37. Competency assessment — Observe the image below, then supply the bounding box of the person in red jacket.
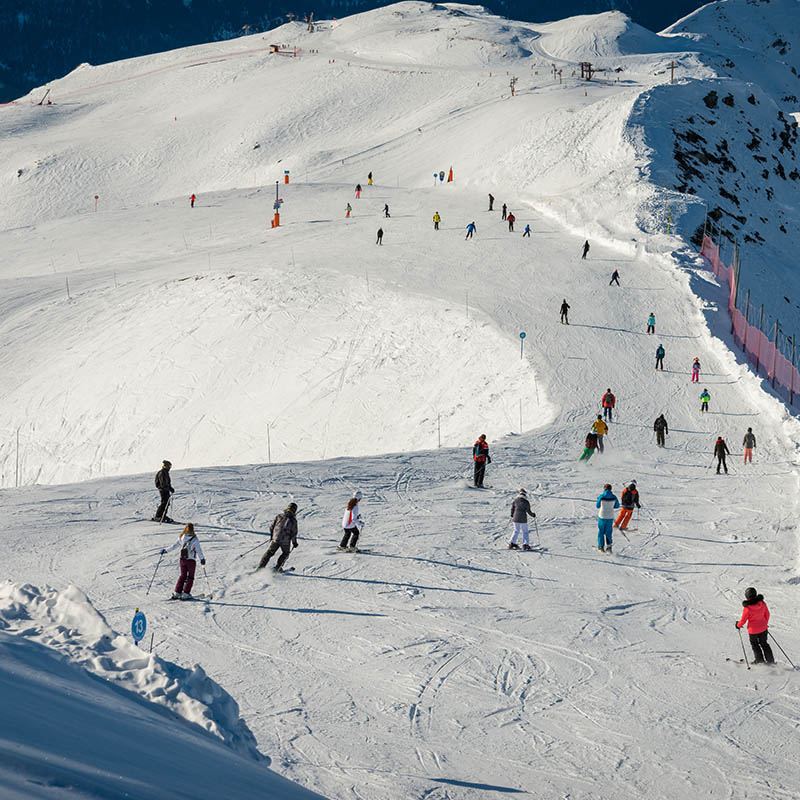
[473,434,490,487]
[736,587,775,664]
[190,193,196,208]
[601,389,616,422]
[507,212,516,232]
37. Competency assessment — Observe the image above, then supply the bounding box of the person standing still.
[473,434,490,487]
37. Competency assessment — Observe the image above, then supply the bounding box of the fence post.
[771,319,779,388]
[791,334,796,405]
[742,290,750,353]
[755,304,765,374]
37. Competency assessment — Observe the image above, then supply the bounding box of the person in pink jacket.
[735,587,774,664]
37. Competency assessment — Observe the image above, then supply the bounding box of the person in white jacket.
[338,491,364,552]
[161,522,205,599]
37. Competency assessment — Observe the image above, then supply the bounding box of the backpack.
[180,536,193,560]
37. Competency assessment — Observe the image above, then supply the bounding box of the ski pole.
[533,517,540,546]
[618,527,631,542]
[146,552,164,596]
[237,540,266,560]
[202,564,213,600]
[737,626,751,670]
[768,631,797,669]
[160,494,172,524]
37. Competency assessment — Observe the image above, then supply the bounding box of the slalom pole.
[237,540,266,560]
[202,564,213,600]
[146,552,164,596]
[768,631,797,669]
[737,627,751,670]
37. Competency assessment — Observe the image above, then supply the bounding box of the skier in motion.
[655,343,665,371]
[502,203,507,220]
[258,502,299,572]
[579,430,599,462]
[507,212,515,232]
[609,269,620,286]
[508,488,536,550]
[473,434,490,487]
[691,357,701,383]
[647,313,655,334]
[596,484,619,553]
[153,460,174,522]
[653,414,668,447]
[735,587,775,664]
[161,523,206,600]
[355,183,362,199]
[700,388,711,413]
[522,223,531,238]
[714,436,730,474]
[601,389,616,422]
[383,204,390,218]
[614,482,640,531]
[345,203,352,218]
[743,427,756,463]
[592,415,608,453]
[560,299,570,324]
[465,221,477,240]
[190,194,196,208]
[339,491,364,552]
[582,240,590,259]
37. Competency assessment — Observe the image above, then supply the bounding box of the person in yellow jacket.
[433,211,441,231]
[591,415,608,453]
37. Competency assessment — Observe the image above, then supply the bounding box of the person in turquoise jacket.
[596,484,619,553]
[647,313,656,334]
[700,388,711,413]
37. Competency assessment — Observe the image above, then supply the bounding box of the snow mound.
[0,581,261,758]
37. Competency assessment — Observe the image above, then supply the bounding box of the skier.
[691,357,701,383]
[257,502,299,572]
[601,389,616,422]
[507,212,515,232]
[367,172,373,185]
[161,523,206,600]
[153,460,174,522]
[383,204,390,218]
[647,313,655,334]
[614,482,640,531]
[596,484,619,553]
[560,299,570,325]
[655,343,665,371]
[654,414,668,447]
[190,194,196,208]
[579,431,599,462]
[735,587,775,664]
[714,436,730,474]
[473,434,490,487]
[522,224,531,238]
[582,240,590,259]
[700,388,711,413]
[508,488,536,550]
[502,203,507,221]
[339,491,364,552]
[355,183,362,199]
[376,227,383,245]
[433,211,441,230]
[488,193,494,211]
[609,269,620,286]
[592,415,608,453]
[743,427,756,463]
[345,203,352,218]
[465,221,477,240]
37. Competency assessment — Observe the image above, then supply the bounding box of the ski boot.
[522,544,532,551]
[508,542,520,550]
[606,546,612,554]
[347,546,360,553]
[598,546,605,552]
[169,592,181,600]
[180,592,193,600]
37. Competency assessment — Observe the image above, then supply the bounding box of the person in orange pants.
[614,481,640,530]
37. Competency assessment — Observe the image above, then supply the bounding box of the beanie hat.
[744,587,757,600]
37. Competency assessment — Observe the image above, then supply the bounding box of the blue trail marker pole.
[520,331,526,359]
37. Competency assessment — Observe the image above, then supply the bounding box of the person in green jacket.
[700,388,711,413]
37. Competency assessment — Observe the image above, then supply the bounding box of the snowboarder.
[655,343,665,371]
[592,415,608,453]
[258,502,299,572]
[609,269,620,286]
[502,203,507,220]
[700,388,711,413]
[367,172,373,185]
[473,434,490,487]
[614,482,640,531]
[433,211,441,230]
[596,484,619,553]
[339,491,364,552]
[507,213,515,232]
[647,313,655,335]
[743,427,756,463]
[691,357,701,383]
[654,414,668,447]
[153,460,174,522]
[190,194,196,208]
[714,436,730,474]
[508,488,536,550]
[488,193,494,211]
[560,299,570,325]
[735,587,775,664]
[383,204,390,218]
[345,203,352,217]
[582,240,590,259]
[376,227,383,245]
[465,221,477,240]
[161,523,205,600]
[522,224,531,237]
[579,431,599,462]
[601,389,616,422]
[355,183,362,198]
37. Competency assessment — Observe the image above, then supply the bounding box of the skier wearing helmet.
[258,502,299,571]
[153,460,175,522]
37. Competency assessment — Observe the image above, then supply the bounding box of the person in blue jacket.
[596,483,619,553]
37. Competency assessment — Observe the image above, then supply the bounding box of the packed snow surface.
[1,1,799,798]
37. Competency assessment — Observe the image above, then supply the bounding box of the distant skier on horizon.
[433,211,441,230]
[376,227,383,245]
[507,212,515,232]
[488,193,495,211]
[560,299,570,324]
[609,269,620,286]
[522,223,531,237]
[383,204,390,218]
[190,194,196,208]
[502,203,507,220]
[367,172,373,185]
[582,240,590,259]
[345,203,352,217]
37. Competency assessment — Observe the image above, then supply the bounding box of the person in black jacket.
[655,344,665,371]
[714,437,730,474]
[153,460,174,522]
[258,503,299,571]
[654,414,668,447]
[473,434,490,487]
[560,299,570,325]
